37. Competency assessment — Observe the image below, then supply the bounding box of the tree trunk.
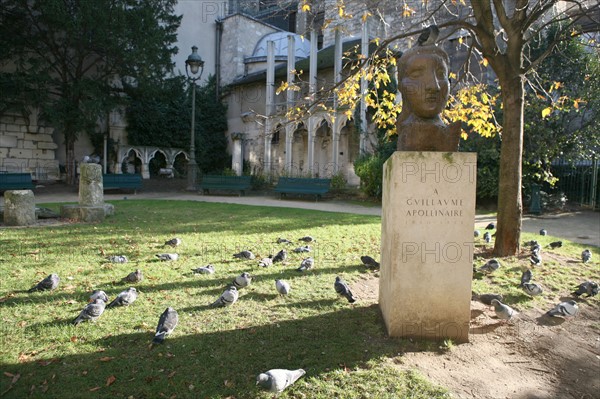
[493,74,525,256]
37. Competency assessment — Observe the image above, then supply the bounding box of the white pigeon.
[233,272,252,289]
[297,257,314,272]
[521,282,543,296]
[191,264,215,274]
[106,255,128,263]
[233,250,255,260]
[156,253,178,261]
[491,299,517,321]
[547,300,579,318]
[28,273,60,292]
[123,269,143,283]
[275,279,290,295]
[106,287,138,308]
[89,290,109,303]
[478,259,500,273]
[258,256,273,267]
[581,249,592,263]
[164,237,182,247]
[153,307,178,344]
[293,245,311,253]
[210,286,239,307]
[256,368,306,393]
[73,298,106,325]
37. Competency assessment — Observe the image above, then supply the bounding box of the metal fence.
[549,159,599,209]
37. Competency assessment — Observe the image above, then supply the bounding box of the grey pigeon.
[258,256,273,267]
[548,241,562,249]
[89,290,109,303]
[233,250,255,260]
[334,276,356,303]
[297,257,314,272]
[272,249,287,263]
[164,237,182,247]
[210,286,239,307]
[525,240,539,247]
[531,243,541,256]
[521,282,543,296]
[572,281,599,297]
[107,287,138,308]
[298,236,315,243]
[547,300,579,318]
[485,222,495,230]
[474,293,503,306]
[474,230,480,238]
[483,231,492,243]
[518,269,533,287]
[232,272,252,289]
[73,298,106,325]
[361,255,380,269]
[28,273,60,292]
[275,279,290,295]
[581,249,592,263]
[106,255,128,264]
[417,24,439,46]
[153,307,178,344]
[293,245,311,253]
[539,229,547,236]
[277,237,292,244]
[256,368,306,393]
[491,299,517,321]
[529,253,542,266]
[478,259,500,274]
[191,264,215,274]
[123,269,143,283]
[156,253,178,261]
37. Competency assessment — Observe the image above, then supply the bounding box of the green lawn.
[0,200,448,398]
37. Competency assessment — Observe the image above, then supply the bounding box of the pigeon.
[581,249,592,263]
[297,257,314,272]
[156,253,178,261]
[275,279,290,295]
[153,307,178,344]
[546,300,579,318]
[89,290,109,303]
[73,298,106,325]
[293,245,311,253]
[531,243,542,255]
[521,282,543,296]
[518,269,533,287]
[416,24,439,46]
[474,293,503,306]
[277,237,292,244]
[524,240,539,247]
[478,259,500,274]
[28,273,60,292]
[483,232,492,243]
[258,256,273,267]
[529,253,542,266]
[256,368,306,393]
[210,286,239,307]
[232,272,252,289]
[548,241,562,249]
[106,255,128,264]
[164,237,182,247]
[491,299,517,321]
[298,236,315,243]
[107,287,138,308]
[334,276,356,303]
[539,229,547,236]
[485,222,495,230]
[122,269,143,283]
[233,250,255,260]
[272,249,287,263]
[191,264,215,274]
[361,255,380,269]
[474,230,480,238]
[572,281,599,297]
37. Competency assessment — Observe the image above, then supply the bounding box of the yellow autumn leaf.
[481,58,489,67]
[302,4,310,12]
[541,107,552,118]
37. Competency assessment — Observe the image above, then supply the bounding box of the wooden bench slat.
[0,173,35,190]
[199,175,252,196]
[274,177,331,200]
[103,174,142,193]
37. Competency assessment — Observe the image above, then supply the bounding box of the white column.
[331,29,342,174]
[285,34,295,173]
[265,40,275,174]
[232,137,243,176]
[360,15,369,155]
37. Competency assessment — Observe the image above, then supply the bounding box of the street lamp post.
[185,45,205,191]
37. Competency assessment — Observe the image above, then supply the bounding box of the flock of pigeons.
[26,234,362,393]
[474,223,597,322]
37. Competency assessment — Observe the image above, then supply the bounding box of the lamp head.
[186,45,204,77]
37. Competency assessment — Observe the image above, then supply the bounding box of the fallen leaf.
[37,358,60,366]
[11,374,20,384]
[167,371,176,378]
[66,299,77,305]
[99,356,114,362]
[70,336,78,342]
[89,386,101,392]
[3,372,14,378]
[106,375,116,386]
[17,321,27,328]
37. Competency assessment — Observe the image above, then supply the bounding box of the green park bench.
[274,177,331,201]
[199,175,252,196]
[103,174,142,193]
[0,173,35,191]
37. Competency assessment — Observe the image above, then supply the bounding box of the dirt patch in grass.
[350,274,600,399]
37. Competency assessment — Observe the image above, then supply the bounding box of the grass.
[0,200,448,399]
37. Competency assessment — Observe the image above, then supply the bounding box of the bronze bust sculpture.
[396,45,461,151]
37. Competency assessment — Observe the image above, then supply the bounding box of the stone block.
[380,151,477,343]
[0,134,18,147]
[5,124,21,132]
[21,140,37,149]
[8,148,32,159]
[3,190,36,226]
[37,141,58,150]
[60,204,108,223]
[32,149,55,160]
[79,164,104,206]
[24,133,53,142]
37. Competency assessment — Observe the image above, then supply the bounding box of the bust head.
[397,45,450,122]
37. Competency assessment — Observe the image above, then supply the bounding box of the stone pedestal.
[380,152,476,343]
[79,164,103,206]
[3,190,36,226]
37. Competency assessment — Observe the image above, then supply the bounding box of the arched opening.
[148,151,167,177]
